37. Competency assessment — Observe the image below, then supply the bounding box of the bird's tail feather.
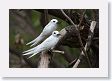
[26,38,37,45]
[26,35,43,46]
[23,45,41,56]
[27,53,38,59]
[23,48,38,55]
[30,41,39,47]
[22,47,36,53]
[23,51,34,55]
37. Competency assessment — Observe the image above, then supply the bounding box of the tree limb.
[73,21,96,68]
[60,9,92,67]
[38,52,51,68]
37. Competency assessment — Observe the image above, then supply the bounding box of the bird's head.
[52,31,61,37]
[50,19,58,24]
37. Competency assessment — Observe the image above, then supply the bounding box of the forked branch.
[73,21,96,68]
[60,9,92,67]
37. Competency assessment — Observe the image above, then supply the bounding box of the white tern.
[26,19,58,47]
[23,31,61,59]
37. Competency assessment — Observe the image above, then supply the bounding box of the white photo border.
[0,0,108,77]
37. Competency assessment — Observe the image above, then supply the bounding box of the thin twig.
[60,9,92,67]
[68,58,77,66]
[77,10,92,67]
[52,50,64,54]
[44,9,49,25]
[73,21,97,68]
[78,10,86,29]
[73,59,81,68]
[60,9,79,31]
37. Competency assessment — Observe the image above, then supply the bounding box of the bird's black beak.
[57,33,61,36]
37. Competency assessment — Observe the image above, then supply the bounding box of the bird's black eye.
[53,21,55,22]
[54,32,56,34]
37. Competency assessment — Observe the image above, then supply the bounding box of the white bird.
[23,31,61,59]
[26,19,58,47]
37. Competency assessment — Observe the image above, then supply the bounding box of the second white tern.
[26,19,58,47]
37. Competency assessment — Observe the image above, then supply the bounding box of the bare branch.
[52,50,64,54]
[44,9,49,24]
[60,9,92,67]
[78,10,86,29]
[73,21,97,68]
[60,9,79,31]
[38,52,51,68]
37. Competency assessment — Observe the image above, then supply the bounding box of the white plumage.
[23,31,61,59]
[26,19,58,47]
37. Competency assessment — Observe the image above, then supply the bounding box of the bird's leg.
[47,49,54,61]
[47,48,65,61]
[48,49,53,53]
